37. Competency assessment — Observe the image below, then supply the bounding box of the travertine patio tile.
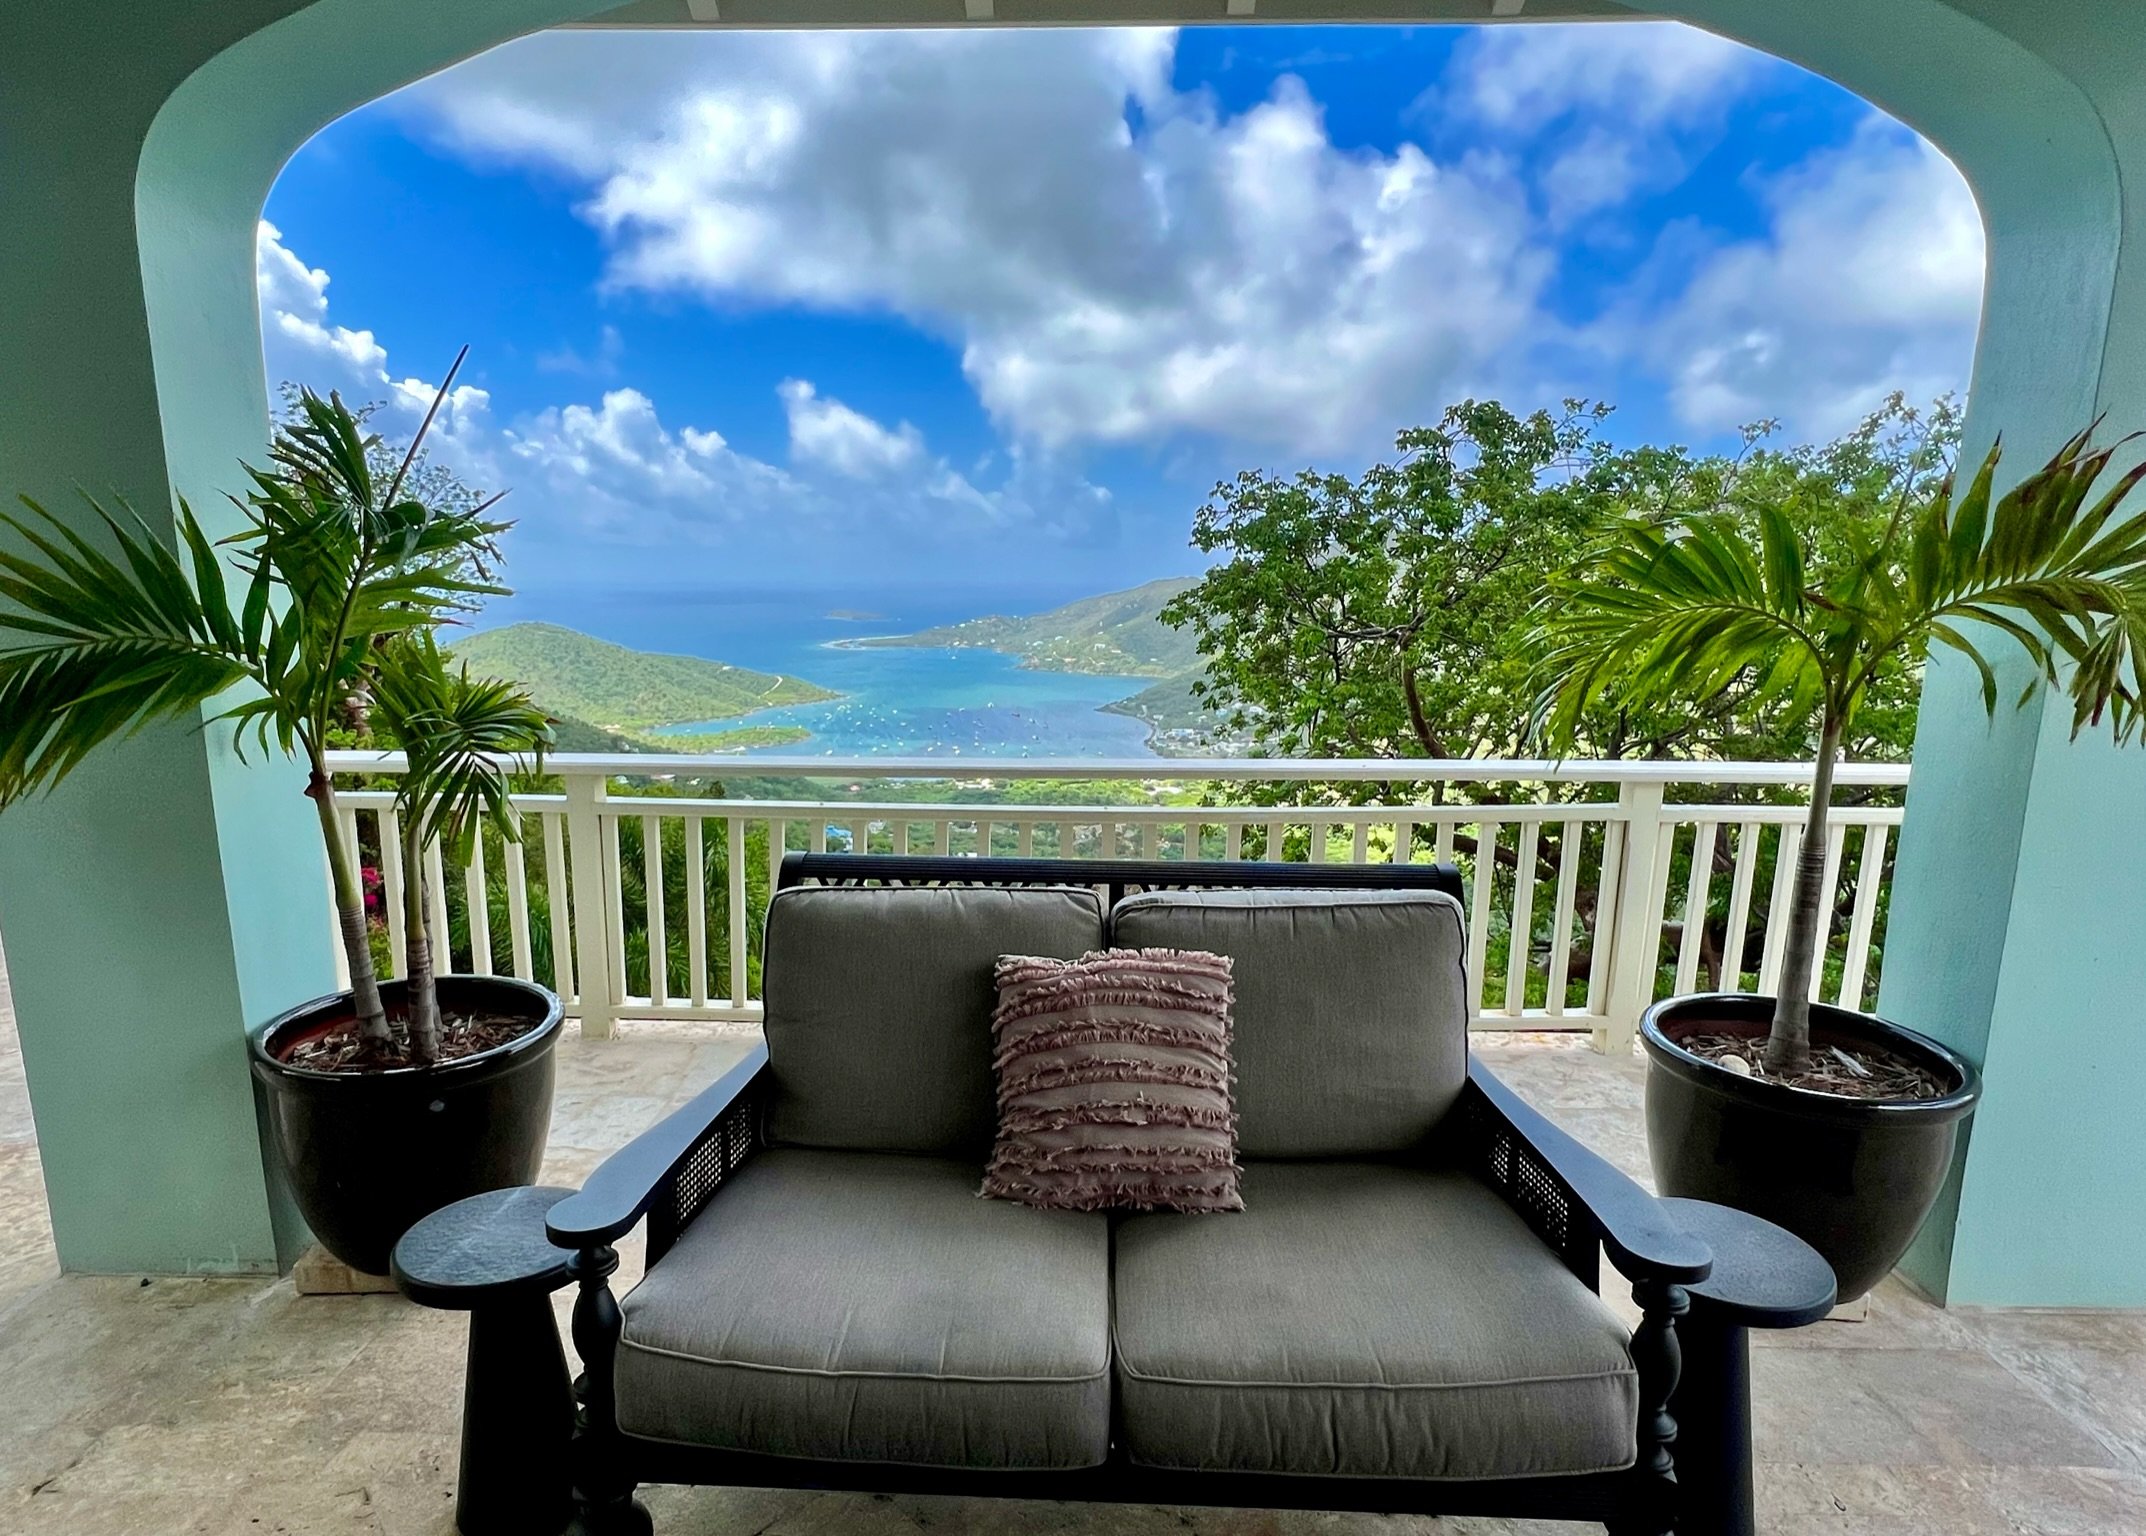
[546,1089,674,1152]
[1753,1347,2120,1469]
[1979,1336,2146,1473]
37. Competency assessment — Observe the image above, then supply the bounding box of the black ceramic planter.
[1640,994,1980,1303]
[250,975,563,1275]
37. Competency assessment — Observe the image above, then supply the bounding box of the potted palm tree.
[0,369,558,1274]
[1529,428,2146,1299]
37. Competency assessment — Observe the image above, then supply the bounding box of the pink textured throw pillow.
[982,948,1242,1213]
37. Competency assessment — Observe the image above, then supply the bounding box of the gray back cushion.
[1110,889,1468,1158]
[762,884,1106,1156]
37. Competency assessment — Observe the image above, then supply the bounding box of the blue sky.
[259,21,1982,623]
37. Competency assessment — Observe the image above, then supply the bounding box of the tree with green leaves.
[1529,428,2146,1070]
[0,358,545,1059]
[1162,400,1619,772]
[1165,396,1957,782]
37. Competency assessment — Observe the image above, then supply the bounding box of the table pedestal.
[460,1295,576,1536]
[392,1185,580,1536]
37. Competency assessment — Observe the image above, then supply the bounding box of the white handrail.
[322,751,1906,1053]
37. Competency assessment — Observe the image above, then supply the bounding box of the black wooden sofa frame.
[543,853,1716,1535]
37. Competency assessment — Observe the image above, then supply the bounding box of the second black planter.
[250,975,563,1275]
[1640,993,1980,1303]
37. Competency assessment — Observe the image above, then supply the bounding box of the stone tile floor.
[0,962,2141,1534]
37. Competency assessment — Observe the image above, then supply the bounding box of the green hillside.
[863,577,1201,676]
[452,622,835,731]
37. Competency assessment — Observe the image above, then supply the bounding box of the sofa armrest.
[547,1042,769,1258]
[1458,1058,1712,1287]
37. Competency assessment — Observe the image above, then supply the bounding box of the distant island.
[860,577,1202,677]
[451,622,835,751]
[824,608,885,623]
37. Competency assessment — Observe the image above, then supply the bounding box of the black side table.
[392,1185,579,1536]
[1660,1196,1837,1536]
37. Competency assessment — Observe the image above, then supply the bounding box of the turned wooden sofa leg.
[568,1245,653,1536]
[1624,1276,1689,1536]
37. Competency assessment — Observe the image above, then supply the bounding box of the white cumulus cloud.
[778,379,925,478]
[1629,120,1983,434]
[1454,21,1758,131]
[397,28,1553,458]
[257,220,390,386]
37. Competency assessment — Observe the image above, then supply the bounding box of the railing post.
[565,771,619,1040]
[1598,779,1666,1056]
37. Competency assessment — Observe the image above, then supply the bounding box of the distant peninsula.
[451,622,836,747]
[860,577,1201,678]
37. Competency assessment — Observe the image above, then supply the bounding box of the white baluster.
[565,774,618,1038]
[1545,819,1581,1017]
[1505,820,1540,1016]
[1673,821,1718,996]
[686,816,709,1009]
[1599,780,1666,1055]
[728,814,750,1009]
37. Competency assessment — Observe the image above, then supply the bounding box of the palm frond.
[371,634,551,863]
[1896,435,2146,735]
[1530,429,2146,752]
[0,496,252,807]
[1526,511,1827,748]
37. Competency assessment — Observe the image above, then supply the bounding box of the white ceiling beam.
[685,0,721,18]
[965,0,994,18]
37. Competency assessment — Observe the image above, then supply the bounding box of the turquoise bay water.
[656,644,1156,758]
[498,586,1164,759]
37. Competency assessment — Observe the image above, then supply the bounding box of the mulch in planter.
[1679,1029,1948,1101]
[280,1011,536,1073]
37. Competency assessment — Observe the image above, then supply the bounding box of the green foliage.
[545,712,652,753]
[639,725,813,753]
[867,578,1201,677]
[1163,397,1958,783]
[1529,423,2146,755]
[1163,400,1625,768]
[0,384,505,804]
[371,633,551,864]
[0,497,255,806]
[451,621,833,730]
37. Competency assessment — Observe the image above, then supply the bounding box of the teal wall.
[4,0,2145,1291]
[0,6,332,1274]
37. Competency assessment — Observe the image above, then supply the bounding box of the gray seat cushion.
[1113,1161,1638,1480]
[762,884,1105,1155]
[616,1149,1112,1469]
[1110,889,1468,1157]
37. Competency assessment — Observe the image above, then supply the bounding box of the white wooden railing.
[322,752,1909,1054]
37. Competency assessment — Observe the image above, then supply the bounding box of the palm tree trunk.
[1766,715,1843,1071]
[402,820,441,1065]
[312,777,390,1045]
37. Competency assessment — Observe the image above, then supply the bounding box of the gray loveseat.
[545,855,1713,1535]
